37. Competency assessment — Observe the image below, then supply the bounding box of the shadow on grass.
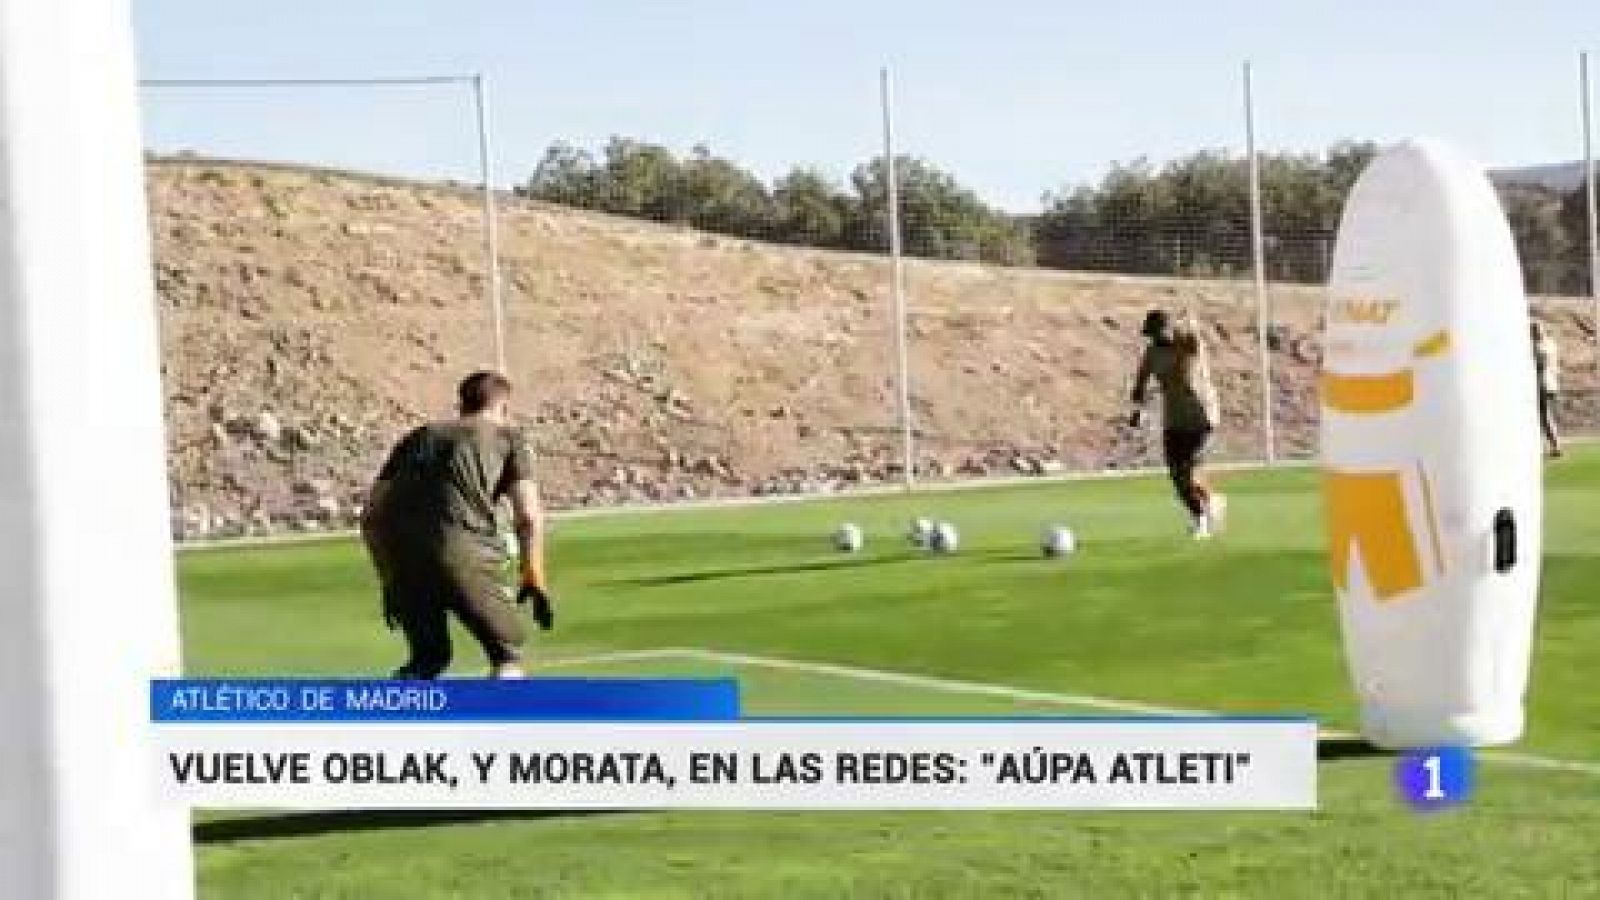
[601,554,923,588]
[194,808,631,845]
[1318,736,1387,762]
[975,550,1052,564]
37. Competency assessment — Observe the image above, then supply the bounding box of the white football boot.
[1208,493,1228,534]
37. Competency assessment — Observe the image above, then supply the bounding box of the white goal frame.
[140,74,508,372]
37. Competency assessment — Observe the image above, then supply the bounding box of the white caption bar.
[154,721,1316,810]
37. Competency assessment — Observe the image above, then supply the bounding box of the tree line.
[517,136,1593,294]
[518,139,1032,265]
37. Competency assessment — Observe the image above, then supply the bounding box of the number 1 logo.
[1422,754,1445,799]
[1396,747,1474,811]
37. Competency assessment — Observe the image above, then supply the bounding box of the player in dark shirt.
[360,371,553,678]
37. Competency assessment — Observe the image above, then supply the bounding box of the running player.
[1129,309,1227,539]
[361,371,554,679]
[1531,320,1562,458]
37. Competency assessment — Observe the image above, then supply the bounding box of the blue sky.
[134,0,1598,212]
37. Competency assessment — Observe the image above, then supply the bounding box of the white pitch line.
[674,647,1201,716]
[531,647,691,670]
[1475,749,1600,777]
[672,647,1600,778]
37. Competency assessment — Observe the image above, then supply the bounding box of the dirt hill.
[149,159,1598,540]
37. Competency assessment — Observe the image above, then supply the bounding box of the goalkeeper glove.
[517,582,556,631]
[380,586,401,631]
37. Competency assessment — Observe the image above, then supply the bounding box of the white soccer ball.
[1041,525,1077,558]
[834,523,864,553]
[929,521,959,554]
[908,517,935,548]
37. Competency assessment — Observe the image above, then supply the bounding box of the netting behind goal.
[1259,66,1600,457]
[142,80,502,540]
[142,59,1600,540]
[503,131,903,508]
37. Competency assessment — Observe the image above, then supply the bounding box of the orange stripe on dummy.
[1412,329,1449,358]
[1320,330,1449,415]
[1321,371,1413,413]
[1323,470,1425,602]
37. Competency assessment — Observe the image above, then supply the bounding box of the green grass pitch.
[181,451,1600,899]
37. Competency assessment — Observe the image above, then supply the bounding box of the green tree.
[849,155,1030,264]
[1501,185,1574,294]
[678,144,774,239]
[1037,142,1380,283]
[773,168,851,248]
[521,141,599,207]
[1040,157,1169,274]
[1163,151,1250,277]
[522,138,776,241]
[596,137,685,222]
[1557,186,1595,295]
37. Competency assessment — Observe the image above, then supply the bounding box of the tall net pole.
[139,74,506,372]
[1583,51,1599,405]
[1243,60,1276,464]
[473,74,507,373]
[880,66,914,489]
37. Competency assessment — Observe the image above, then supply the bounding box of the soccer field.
[181,451,1600,899]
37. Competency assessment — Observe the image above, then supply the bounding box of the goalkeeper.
[361,371,554,679]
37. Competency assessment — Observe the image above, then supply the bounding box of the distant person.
[361,371,554,679]
[1531,320,1562,458]
[1129,309,1227,539]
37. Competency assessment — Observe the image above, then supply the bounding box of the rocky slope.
[149,159,1598,539]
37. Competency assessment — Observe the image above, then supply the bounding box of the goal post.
[139,73,508,372]
[0,0,194,896]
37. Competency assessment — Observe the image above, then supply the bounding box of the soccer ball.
[1041,525,1076,558]
[929,521,959,554]
[908,517,935,548]
[834,523,864,553]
